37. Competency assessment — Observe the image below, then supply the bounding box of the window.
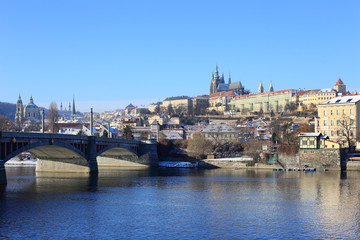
[309,140,314,145]
[302,140,308,145]
[336,109,340,115]
[337,119,340,126]
[323,120,327,126]
[330,110,334,115]
[331,130,334,136]
[324,130,327,135]
[323,110,327,116]
[350,119,354,125]
[343,109,346,115]
[350,109,354,114]
[337,130,340,136]
[331,120,334,126]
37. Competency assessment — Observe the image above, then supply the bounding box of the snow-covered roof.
[320,95,360,105]
[298,132,321,137]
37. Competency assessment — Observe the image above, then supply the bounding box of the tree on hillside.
[0,115,16,131]
[122,125,133,140]
[294,124,314,136]
[187,132,212,159]
[167,104,174,116]
[47,102,59,133]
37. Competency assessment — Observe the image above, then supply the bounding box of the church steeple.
[269,82,274,92]
[228,73,231,84]
[72,96,76,116]
[258,81,264,93]
[17,94,22,104]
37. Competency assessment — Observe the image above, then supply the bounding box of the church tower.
[334,78,346,95]
[258,81,264,93]
[15,94,23,122]
[228,73,231,84]
[269,82,274,92]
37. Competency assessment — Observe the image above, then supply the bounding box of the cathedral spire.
[214,65,219,79]
[228,73,231,84]
[269,81,274,92]
[258,81,264,93]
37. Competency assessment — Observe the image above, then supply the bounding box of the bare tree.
[187,133,212,159]
[0,115,16,131]
[47,102,59,133]
[122,125,133,140]
[339,116,356,152]
[23,121,41,132]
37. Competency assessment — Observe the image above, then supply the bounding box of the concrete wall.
[278,154,299,168]
[36,158,90,173]
[198,160,281,169]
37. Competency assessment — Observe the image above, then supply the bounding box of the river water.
[1,166,360,239]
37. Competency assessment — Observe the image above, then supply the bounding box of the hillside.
[0,102,16,119]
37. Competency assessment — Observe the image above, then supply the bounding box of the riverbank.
[5,157,37,166]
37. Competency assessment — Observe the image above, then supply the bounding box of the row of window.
[323,118,354,126]
[323,109,354,116]
[323,130,355,137]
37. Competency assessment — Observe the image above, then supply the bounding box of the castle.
[209,65,246,95]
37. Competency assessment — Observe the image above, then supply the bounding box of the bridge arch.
[3,141,87,162]
[96,144,138,157]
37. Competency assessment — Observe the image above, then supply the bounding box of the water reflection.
[2,167,360,239]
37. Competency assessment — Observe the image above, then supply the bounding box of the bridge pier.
[87,136,99,174]
[0,160,7,185]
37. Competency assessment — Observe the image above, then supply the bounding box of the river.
[1,166,360,239]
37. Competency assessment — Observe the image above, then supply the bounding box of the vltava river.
[1,167,360,239]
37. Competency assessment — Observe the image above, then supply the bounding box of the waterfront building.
[229,86,297,114]
[209,65,245,95]
[298,132,340,149]
[315,95,360,147]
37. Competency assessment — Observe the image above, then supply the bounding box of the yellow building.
[316,95,360,145]
[207,91,234,113]
[296,78,347,110]
[161,96,192,114]
[230,88,297,114]
[298,132,341,149]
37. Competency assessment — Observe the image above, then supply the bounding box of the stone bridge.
[0,132,158,184]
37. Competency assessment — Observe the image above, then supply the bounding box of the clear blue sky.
[1,0,359,112]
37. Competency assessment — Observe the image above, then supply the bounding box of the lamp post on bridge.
[41,109,45,133]
[90,108,93,136]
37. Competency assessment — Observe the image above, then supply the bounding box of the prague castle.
[209,65,246,96]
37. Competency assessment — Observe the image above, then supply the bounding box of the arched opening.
[96,146,144,168]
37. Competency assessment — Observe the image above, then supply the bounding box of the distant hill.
[0,102,16,120]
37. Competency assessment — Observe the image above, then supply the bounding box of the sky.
[0,0,359,112]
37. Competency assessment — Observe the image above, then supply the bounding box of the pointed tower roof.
[258,81,264,93]
[17,94,23,104]
[269,82,274,92]
[335,78,344,86]
[72,96,76,115]
[228,73,231,84]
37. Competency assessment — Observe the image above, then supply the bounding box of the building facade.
[16,95,41,122]
[229,86,297,114]
[316,95,360,145]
